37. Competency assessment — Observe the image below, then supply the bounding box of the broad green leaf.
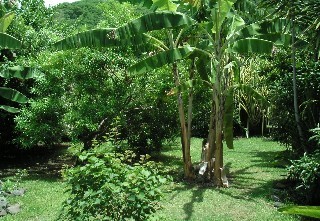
[116,12,195,39]
[0,105,20,113]
[211,0,237,34]
[0,33,21,49]
[54,12,195,50]
[0,87,28,103]
[128,46,194,74]
[0,12,14,32]
[224,88,234,149]
[0,66,42,79]
[54,29,118,50]
[239,18,290,38]
[231,38,274,54]
[255,33,291,47]
[152,0,178,11]
[279,206,320,219]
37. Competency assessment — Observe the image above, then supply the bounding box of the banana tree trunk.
[173,62,194,180]
[213,92,224,187]
[205,90,216,180]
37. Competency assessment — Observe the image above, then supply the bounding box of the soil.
[0,144,75,179]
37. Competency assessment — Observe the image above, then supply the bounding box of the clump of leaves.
[61,138,170,221]
[288,151,320,204]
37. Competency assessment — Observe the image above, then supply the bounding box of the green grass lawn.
[154,137,298,221]
[0,138,298,221]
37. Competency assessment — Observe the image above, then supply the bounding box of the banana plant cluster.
[53,0,291,186]
[0,12,40,113]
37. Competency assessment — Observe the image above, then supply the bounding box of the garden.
[0,0,319,220]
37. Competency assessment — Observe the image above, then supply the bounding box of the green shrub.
[61,142,169,221]
[262,51,320,153]
[288,151,320,204]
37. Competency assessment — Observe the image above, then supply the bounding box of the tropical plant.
[288,151,320,204]
[0,12,33,113]
[263,0,320,153]
[60,127,169,221]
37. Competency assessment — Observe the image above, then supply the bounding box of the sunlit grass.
[0,178,67,221]
[0,138,298,221]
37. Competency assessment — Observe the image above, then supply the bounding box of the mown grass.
[0,178,67,221]
[0,138,298,221]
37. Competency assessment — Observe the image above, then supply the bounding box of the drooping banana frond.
[0,12,14,32]
[54,12,195,50]
[0,105,20,113]
[0,87,28,104]
[0,33,21,49]
[115,12,195,39]
[0,66,42,79]
[128,46,195,74]
[231,38,274,54]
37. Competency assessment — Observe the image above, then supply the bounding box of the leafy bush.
[61,141,169,221]
[288,151,320,204]
[261,51,320,153]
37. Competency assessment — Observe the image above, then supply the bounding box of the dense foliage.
[262,51,320,153]
[288,151,320,205]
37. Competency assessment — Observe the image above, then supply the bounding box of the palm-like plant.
[0,12,39,113]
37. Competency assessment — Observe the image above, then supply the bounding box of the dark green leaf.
[0,87,28,103]
[128,46,194,74]
[231,38,274,54]
[0,105,20,113]
[0,33,21,49]
[0,66,42,80]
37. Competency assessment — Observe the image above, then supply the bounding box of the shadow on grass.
[217,149,290,202]
[183,187,206,221]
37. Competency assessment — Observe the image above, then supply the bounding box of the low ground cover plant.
[60,139,170,221]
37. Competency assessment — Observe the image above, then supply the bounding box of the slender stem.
[291,0,305,152]
[174,28,185,48]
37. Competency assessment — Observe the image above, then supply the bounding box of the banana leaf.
[0,105,20,113]
[0,12,14,32]
[0,66,42,79]
[0,33,21,49]
[54,29,119,50]
[54,12,195,50]
[116,12,195,39]
[128,46,194,74]
[231,38,274,54]
[0,87,28,104]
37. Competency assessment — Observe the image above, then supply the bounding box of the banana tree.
[184,0,293,186]
[0,12,34,113]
